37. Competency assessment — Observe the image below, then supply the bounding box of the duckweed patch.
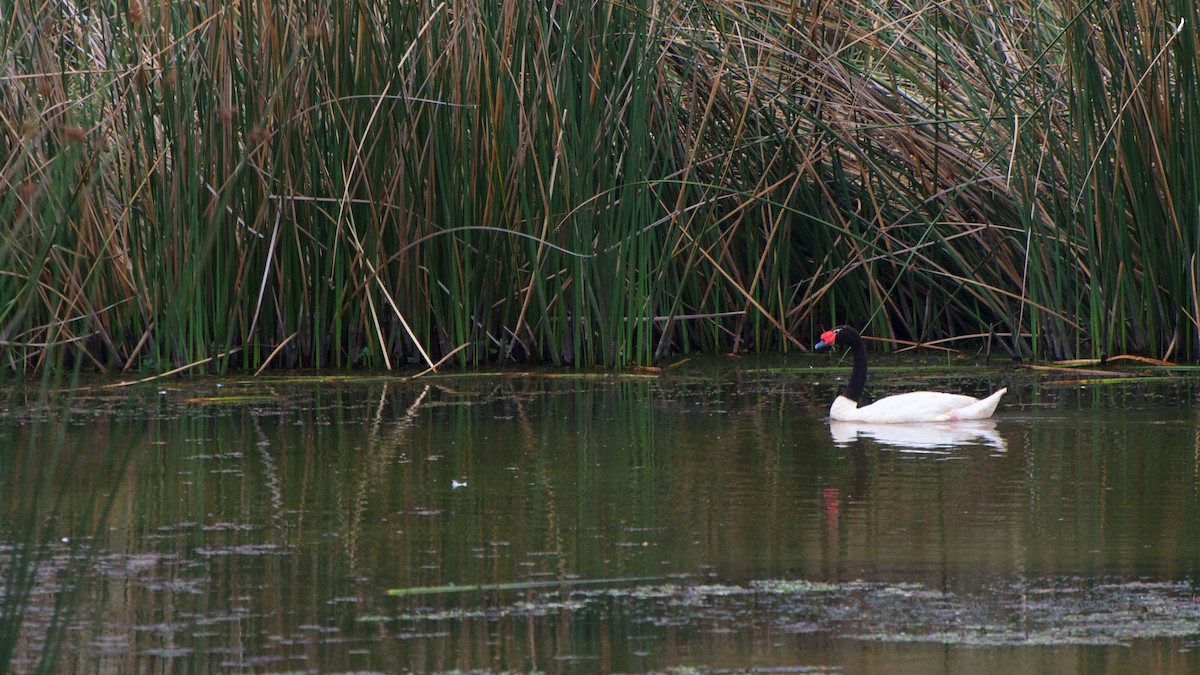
[377,578,1200,646]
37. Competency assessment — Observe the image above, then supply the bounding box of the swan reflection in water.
[828,418,1006,454]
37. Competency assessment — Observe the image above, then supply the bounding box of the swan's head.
[814,326,846,350]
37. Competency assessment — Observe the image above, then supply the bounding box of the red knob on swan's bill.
[816,329,839,349]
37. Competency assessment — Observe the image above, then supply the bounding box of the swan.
[814,325,1006,423]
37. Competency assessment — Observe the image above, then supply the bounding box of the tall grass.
[0,0,1196,372]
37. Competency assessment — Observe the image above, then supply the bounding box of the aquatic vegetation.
[752,579,867,595]
[373,576,1200,647]
[0,0,1196,373]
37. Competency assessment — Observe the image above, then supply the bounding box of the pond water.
[3,361,1200,673]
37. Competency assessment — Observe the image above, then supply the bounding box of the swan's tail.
[944,387,1007,421]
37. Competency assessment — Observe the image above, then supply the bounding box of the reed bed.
[0,0,1195,372]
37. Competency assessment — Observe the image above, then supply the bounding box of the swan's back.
[830,388,1007,423]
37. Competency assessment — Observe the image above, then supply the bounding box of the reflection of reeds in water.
[0,387,136,672]
[1,1,1196,373]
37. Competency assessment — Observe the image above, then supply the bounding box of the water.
[3,364,1200,673]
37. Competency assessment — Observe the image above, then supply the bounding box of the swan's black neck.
[838,327,868,403]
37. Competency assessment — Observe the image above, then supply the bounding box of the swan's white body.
[816,326,1006,424]
[828,388,1007,423]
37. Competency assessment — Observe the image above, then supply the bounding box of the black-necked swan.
[814,325,1006,423]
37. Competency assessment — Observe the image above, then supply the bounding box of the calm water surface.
[3,363,1200,673]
